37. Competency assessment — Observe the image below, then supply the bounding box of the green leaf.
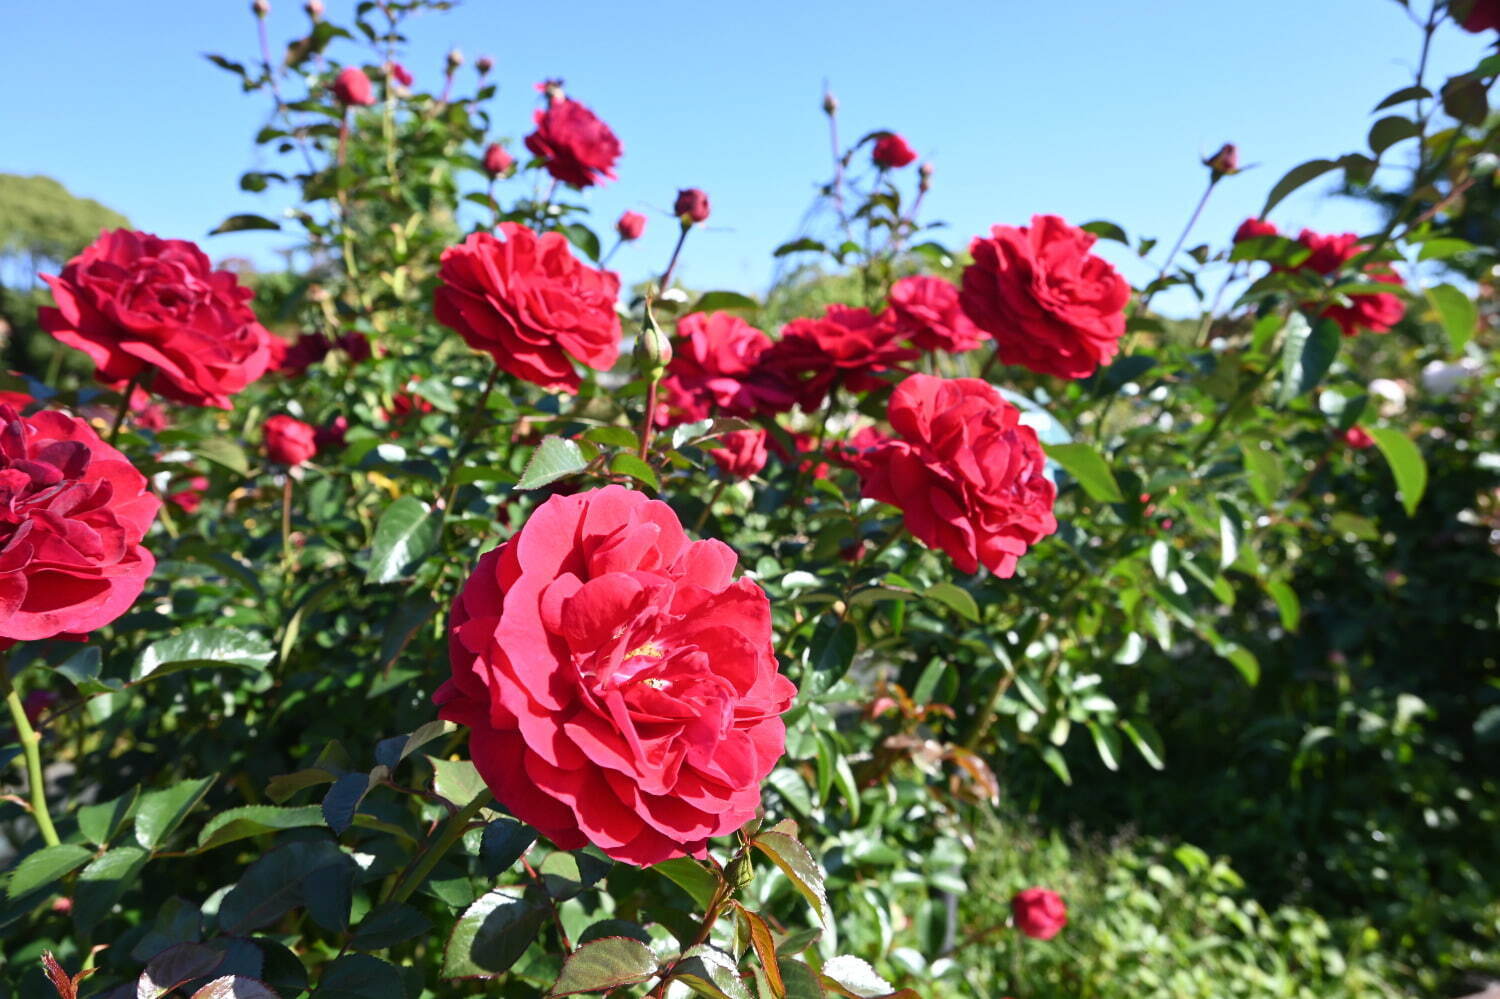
[820,955,893,998]
[694,290,759,314]
[192,437,251,476]
[8,844,93,899]
[608,453,659,490]
[316,954,405,999]
[1367,427,1427,516]
[1262,159,1339,215]
[135,628,274,682]
[1118,718,1166,770]
[73,845,149,933]
[539,851,613,900]
[1372,84,1431,110]
[517,436,589,490]
[1220,644,1260,686]
[322,772,376,835]
[776,958,826,999]
[582,426,640,450]
[550,937,658,996]
[753,832,830,926]
[77,786,139,847]
[652,857,719,910]
[1217,500,1243,570]
[675,949,753,999]
[560,223,602,263]
[365,496,439,583]
[374,719,457,770]
[139,942,226,999]
[217,839,348,934]
[189,977,279,999]
[480,817,538,876]
[210,213,280,234]
[1424,283,1477,352]
[1416,237,1475,261]
[922,583,979,623]
[1367,115,1419,155]
[773,238,827,257]
[196,805,326,852]
[1086,721,1121,771]
[1044,442,1124,502]
[1278,314,1340,405]
[1039,745,1072,785]
[442,888,547,979]
[1240,443,1284,507]
[352,902,431,951]
[1264,578,1301,631]
[427,755,488,808]
[1080,220,1128,244]
[135,777,216,849]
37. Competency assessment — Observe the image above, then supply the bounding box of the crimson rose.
[482,143,514,177]
[40,229,273,409]
[674,188,710,223]
[1012,888,1068,940]
[1458,0,1500,31]
[1293,230,1405,336]
[959,215,1130,379]
[759,304,919,410]
[616,211,647,241]
[525,93,622,188]
[872,133,917,169]
[332,66,375,106]
[436,485,795,865]
[264,415,318,467]
[1232,218,1279,243]
[660,312,795,423]
[707,429,769,479]
[853,375,1056,577]
[0,407,159,642]
[887,275,988,353]
[434,223,621,392]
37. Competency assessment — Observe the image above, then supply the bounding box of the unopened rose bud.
[1205,142,1239,180]
[446,47,464,72]
[823,91,838,116]
[476,55,494,76]
[616,210,646,241]
[634,302,673,377]
[304,0,323,18]
[482,142,514,177]
[725,854,754,891]
[919,161,934,192]
[674,187,710,224]
[253,0,270,17]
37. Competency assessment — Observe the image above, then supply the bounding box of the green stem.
[386,789,492,905]
[1,669,60,846]
[107,371,144,444]
[639,376,661,463]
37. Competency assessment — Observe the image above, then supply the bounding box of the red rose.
[1293,230,1405,336]
[674,188,710,224]
[1343,425,1375,450]
[168,475,210,514]
[767,431,831,480]
[0,406,159,642]
[434,223,622,392]
[524,94,622,188]
[887,275,988,353]
[1233,218,1279,243]
[389,62,413,87]
[1459,0,1500,31]
[264,415,318,467]
[128,388,169,432]
[333,66,376,107]
[277,332,331,377]
[616,211,647,241]
[435,485,796,865]
[853,375,1056,577]
[383,382,434,426]
[335,331,372,363]
[661,312,796,423]
[959,215,1131,379]
[872,133,917,169]
[482,143,514,177]
[760,304,920,410]
[1012,887,1068,940]
[40,230,273,409]
[314,415,350,452]
[707,429,768,479]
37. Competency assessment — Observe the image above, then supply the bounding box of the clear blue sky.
[2,1,1490,315]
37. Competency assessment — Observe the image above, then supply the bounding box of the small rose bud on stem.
[253,0,270,17]
[635,297,672,462]
[1204,142,1239,182]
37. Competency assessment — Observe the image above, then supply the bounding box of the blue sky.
[2,1,1490,314]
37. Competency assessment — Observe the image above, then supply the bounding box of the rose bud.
[23,690,59,727]
[919,161,934,192]
[482,142,514,177]
[616,211,647,241]
[1343,425,1375,450]
[634,302,673,376]
[1012,887,1068,940]
[823,90,838,116]
[477,55,495,76]
[332,67,376,107]
[252,0,270,16]
[304,0,323,17]
[1205,142,1239,180]
[872,133,918,169]
[1232,217,1278,243]
[674,188,710,224]
[446,47,464,72]
[389,62,413,87]
[264,414,318,467]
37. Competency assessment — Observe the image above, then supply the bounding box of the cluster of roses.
[1232,218,1405,337]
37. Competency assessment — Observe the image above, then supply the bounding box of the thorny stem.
[385,789,492,905]
[639,378,661,463]
[522,856,574,954]
[1,668,60,847]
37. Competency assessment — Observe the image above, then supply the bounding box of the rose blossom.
[264,415,318,467]
[872,133,917,169]
[887,275,988,353]
[524,91,622,188]
[332,66,376,107]
[759,304,919,410]
[707,429,769,479]
[1012,887,1068,940]
[1343,426,1375,450]
[40,229,273,409]
[0,406,159,642]
[660,312,795,423]
[277,332,331,377]
[335,330,372,363]
[389,62,413,87]
[1293,230,1405,336]
[853,375,1057,577]
[434,223,621,392]
[616,211,647,241]
[482,143,514,177]
[435,485,796,865]
[1233,218,1279,243]
[960,215,1130,379]
[168,475,210,514]
[674,188,710,224]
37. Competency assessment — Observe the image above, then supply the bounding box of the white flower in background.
[1367,377,1407,416]
[1421,357,1483,397]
